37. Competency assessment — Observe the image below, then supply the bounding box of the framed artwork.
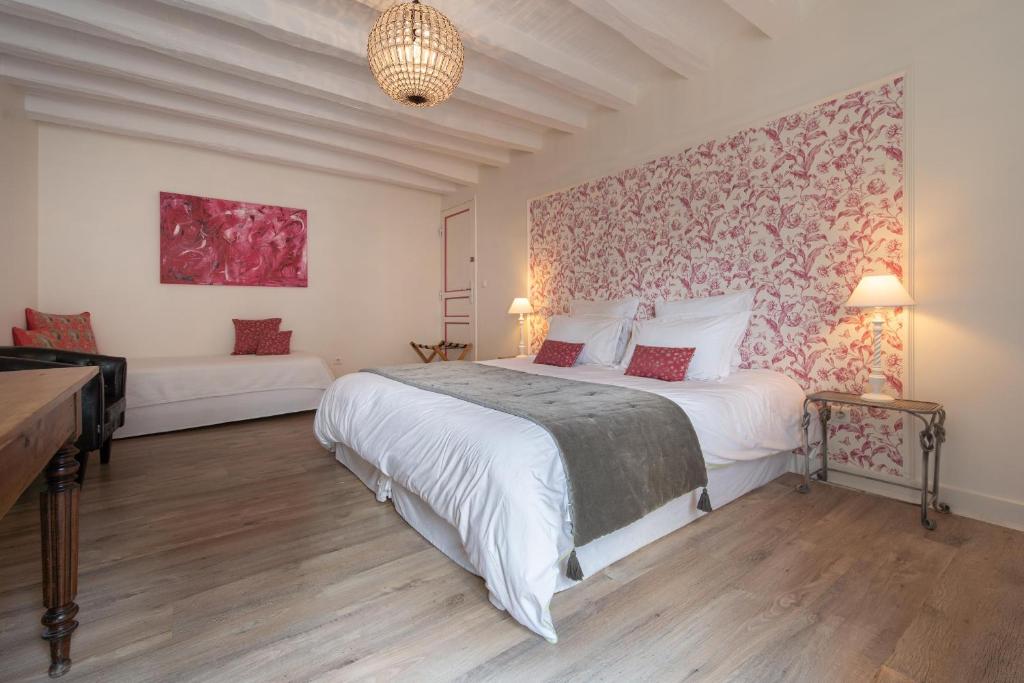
[159,191,308,287]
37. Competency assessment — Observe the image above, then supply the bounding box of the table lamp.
[507,297,534,357]
[845,274,914,402]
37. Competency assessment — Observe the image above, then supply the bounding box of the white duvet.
[314,358,805,642]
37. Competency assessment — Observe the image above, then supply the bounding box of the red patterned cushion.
[256,330,292,356]
[534,339,585,367]
[624,345,696,382]
[12,327,59,349]
[232,318,282,355]
[24,308,98,353]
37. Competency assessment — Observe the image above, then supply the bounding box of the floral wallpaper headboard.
[528,76,907,474]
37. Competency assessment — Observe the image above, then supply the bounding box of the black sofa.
[0,347,126,483]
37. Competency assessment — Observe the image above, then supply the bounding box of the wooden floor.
[1,414,1022,682]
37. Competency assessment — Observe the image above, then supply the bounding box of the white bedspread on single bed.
[313,359,805,642]
[127,351,334,408]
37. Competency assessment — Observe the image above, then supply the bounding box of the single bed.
[119,351,334,438]
[314,357,806,642]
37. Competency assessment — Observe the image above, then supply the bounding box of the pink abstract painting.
[160,191,308,287]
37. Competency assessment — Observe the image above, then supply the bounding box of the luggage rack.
[410,340,473,363]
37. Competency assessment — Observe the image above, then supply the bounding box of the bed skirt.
[117,388,326,438]
[333,443,792,593]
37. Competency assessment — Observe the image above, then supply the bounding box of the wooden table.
[0,366,97,678]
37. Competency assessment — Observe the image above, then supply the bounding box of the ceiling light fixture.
[367,0,464,108]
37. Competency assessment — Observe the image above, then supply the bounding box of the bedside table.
[799,391,949,530]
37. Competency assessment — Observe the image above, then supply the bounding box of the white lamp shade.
[508,297,534,315]
[846,274,915,308]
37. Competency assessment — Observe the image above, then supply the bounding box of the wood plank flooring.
[1,413,1021,682]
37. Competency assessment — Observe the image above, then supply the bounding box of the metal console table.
[799,391,949,530]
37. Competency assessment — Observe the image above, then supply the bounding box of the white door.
[441,201,476,357]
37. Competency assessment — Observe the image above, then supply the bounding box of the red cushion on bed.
[534,339,584,367]
[256,330,292,356]
[624,345,696,381]
[24,308,99,353]
[12,326,60,349]
[232,318,282,355]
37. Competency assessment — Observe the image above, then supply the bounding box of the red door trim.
[443,207,472,294]
[444,321,469,341]
[444,296,471,317]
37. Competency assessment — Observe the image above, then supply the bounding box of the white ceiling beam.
[0,57,479,185]
[458,22,637,110]
[720,0,797,38]
[0,1,545,151]
[0,15,511,167]
[568,0,713,78]
[23,93,460,194]
[154,0,592,132]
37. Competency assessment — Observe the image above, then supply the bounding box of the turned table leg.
[39,443,80,678]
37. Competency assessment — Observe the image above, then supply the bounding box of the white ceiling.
[0,0,811,194]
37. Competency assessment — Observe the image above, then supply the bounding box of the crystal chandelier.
[367,0,464,108]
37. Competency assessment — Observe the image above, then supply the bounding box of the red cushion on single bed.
[232,318,282,355]
[624,345,696,381]
[256,330,292,356]
[534,339,585,367]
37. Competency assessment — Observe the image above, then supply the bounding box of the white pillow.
[576,313,632,364]
[654,289,754,319]
[571,297,641,320]
[546,315,626,367]
[619,312,751,381]
[655,290,755,367]
[571,298,642,364]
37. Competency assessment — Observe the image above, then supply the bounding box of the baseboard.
[788,457,1024,532]
[925,483,1024,532]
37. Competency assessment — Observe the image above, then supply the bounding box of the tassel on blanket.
[566,549,584,581]
[697,487,713,513]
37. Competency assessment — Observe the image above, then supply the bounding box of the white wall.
[37,124,442,372]
[454,0,1024,529]
[0,83,37,334]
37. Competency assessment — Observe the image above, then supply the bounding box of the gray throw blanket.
[362,362,710,580]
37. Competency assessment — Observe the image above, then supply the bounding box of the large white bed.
[314,357,806,642]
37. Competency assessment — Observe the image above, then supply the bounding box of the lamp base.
[859,392,895,403]
[516,315,527,357]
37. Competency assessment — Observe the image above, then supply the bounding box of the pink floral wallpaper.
[529,77,907,474]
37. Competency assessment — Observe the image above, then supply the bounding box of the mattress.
[314,359,806,641]
[118,351,334,438]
